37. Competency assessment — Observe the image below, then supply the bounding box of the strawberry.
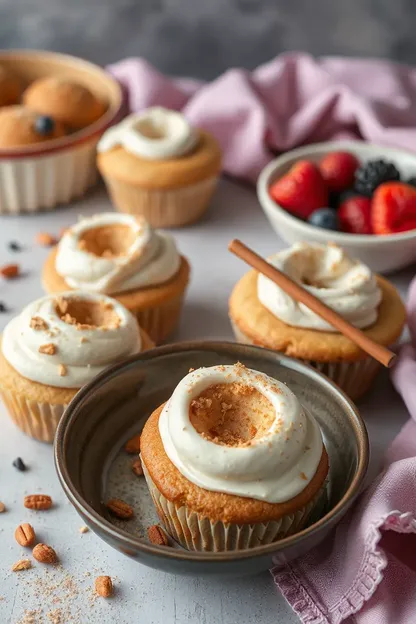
[269,160,328,219]
[372,182,416,234]
[338,196,372,234]
[319,152,360,192]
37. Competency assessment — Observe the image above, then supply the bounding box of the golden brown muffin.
[0,66,22,107]
[0,106,66,147]
[23,77,107,129]
[141,403,329,526]
[42,247,191,345]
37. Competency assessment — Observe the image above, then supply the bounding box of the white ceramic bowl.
[257,141,416,273]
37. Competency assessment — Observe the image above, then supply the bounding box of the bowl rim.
[54,340,369,563]
[0,49,123,159]
[257,140,416,244]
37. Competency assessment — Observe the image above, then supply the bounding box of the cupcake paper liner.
[102,175,219,228]
[0,387,71,443]
[0,139,98,215]
[231,320,381,402]
[128,292,186,345]
[142,462,324,552]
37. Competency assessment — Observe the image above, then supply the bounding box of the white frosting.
[159,365,324,504]
[258,242,382,332]
[97,107,198,160]
[2,291,141,389]
[55,213,181,295]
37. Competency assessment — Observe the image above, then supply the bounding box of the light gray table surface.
[0,178,412,624]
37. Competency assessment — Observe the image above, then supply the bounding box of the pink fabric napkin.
[271,278,416,624]
[108,53,416,182]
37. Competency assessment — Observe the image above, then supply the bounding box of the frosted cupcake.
[0,291,153,442]
[42,212,190,344]
[96,107,222,228]
[140,363,329,552]
[229,242,406,401]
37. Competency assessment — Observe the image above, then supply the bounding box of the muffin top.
[1,291,142,389]
[23,76,107,129]
[54,213,181,295]
[0,106,66,148]
[0,66,22,107]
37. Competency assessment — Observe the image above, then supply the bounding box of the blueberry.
[308,208,339,231]
[34,116,55,136]
[8,241,22,252]
[13,457,27,471]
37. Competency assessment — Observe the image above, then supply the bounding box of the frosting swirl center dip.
[158,364,323,503]
[2,291,141,388]
[257,242,382,331]
[97,107,198,160]
[55,213,181,295]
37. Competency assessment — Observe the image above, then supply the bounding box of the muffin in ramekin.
[140,363,329,552]
[229,242,406,401]
[42,212,190,344]
[0,106,67,147]
[23,76,107,130]
[0,291,153,442]
[96,107,222,228]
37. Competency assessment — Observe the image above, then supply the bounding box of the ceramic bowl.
[54,341,368,577]
[0,49,122,214]
[257,141,416,273]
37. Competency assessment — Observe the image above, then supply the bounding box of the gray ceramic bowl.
[54,341,369,576]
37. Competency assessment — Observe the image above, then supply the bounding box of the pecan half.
[32,543,57,564]
[15,523,36,547]
[95,575,113,598]
[124,434,141,454]
[24,494,52,510]
[106,498,134,520]
[147,524,169,546]
[0,263,19,279]
[131,458,143,476]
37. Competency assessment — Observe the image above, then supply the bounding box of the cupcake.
[0,66,22,107]
[42,212,190,344]
[0,106,66,147]
[141,363,328,551]
[229,242,406,401]
[23,77,107,130]
[96,107,222,228]
[0,291,153,442]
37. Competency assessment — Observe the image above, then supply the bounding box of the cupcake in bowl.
[140,363,329,552]
[97,107,222,228]
[0,291,153,442]
[42,212,190,344]
[229,242,406,401]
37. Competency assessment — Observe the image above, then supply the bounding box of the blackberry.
[354,159,400,197]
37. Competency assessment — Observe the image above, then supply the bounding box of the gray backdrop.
[1,0,415,78]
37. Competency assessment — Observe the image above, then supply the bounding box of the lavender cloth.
[108,52,416,182]
[271,278,416,624]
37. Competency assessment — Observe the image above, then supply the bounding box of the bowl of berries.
[257,141,416,273]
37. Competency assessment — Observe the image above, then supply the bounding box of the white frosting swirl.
[2,291,141,388]
[258,243,382,331]
[55,213,181,295]
[159,364,324,503]
[97,107,198,160]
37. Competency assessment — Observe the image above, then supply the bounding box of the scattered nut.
[131,458,144,476]
[36,232,58,247]
[106,498,134,520]
[79,526,89,534]
[12,559,32,572]
[147,524,169,546]
[0,263,20,279]
[24,494,52,511]
[95,575,113,598]
[15,523,36,547]
[0,502,5,513]
[124,434,141,454]
[39,343,57,355]
[32,543,57,564]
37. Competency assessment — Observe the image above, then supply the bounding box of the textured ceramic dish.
[257,141,416,273]
[0,49,122,214]
[54,342,368,576]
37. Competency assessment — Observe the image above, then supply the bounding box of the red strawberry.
[319,152,360,192]
[269,160,328,219]
[338,196,372,234]
[372,182,416,234]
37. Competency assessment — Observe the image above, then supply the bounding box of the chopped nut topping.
[39,343,56,356]
[55,296,68,315]
[30,316,49,331]
[36,232,57,247]
[300,472,308,481]
[58,364,67,377]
